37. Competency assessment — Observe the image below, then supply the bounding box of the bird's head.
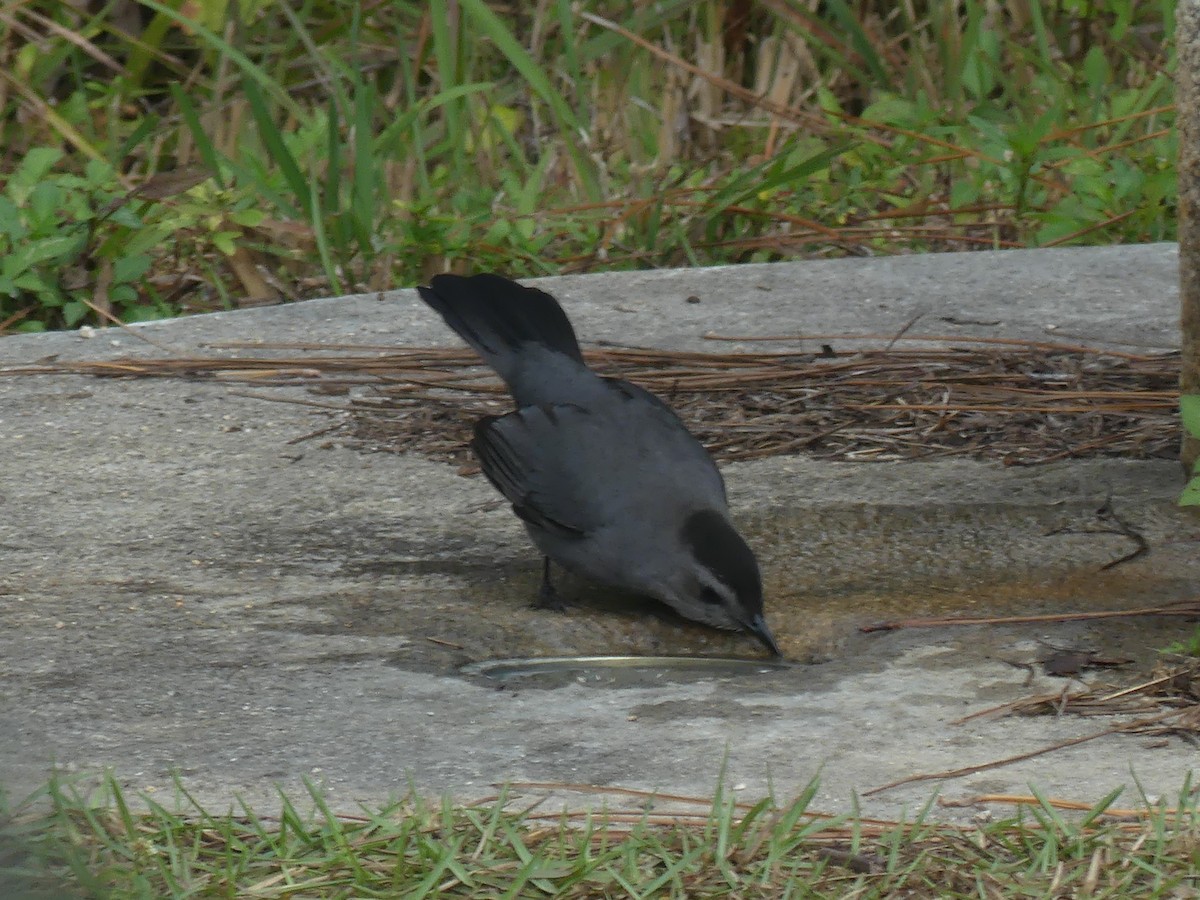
[673,509,781,657]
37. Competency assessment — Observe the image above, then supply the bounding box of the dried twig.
[860,600,1200,634]
[938,795,1184,821]
[864,708,1189,796]
[1,340,1180,469]
[890,661,1200,795]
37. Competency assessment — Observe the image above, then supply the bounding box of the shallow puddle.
[461,654,794,688]
[247,495,1195,676]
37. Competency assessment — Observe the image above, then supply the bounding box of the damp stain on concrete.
[222,492,1196,683]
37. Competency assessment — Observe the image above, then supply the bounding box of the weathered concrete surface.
[1,244,1197,822]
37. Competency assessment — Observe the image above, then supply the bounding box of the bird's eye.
[699,586,725,606]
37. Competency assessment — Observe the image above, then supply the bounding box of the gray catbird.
[417,273,781,657]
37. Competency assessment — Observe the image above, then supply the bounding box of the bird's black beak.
[745,613,783,658]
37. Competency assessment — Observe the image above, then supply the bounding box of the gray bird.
[416,273,781,657]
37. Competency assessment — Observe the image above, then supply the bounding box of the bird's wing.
[471,406,597,539]
[600,377,727,505]
[472,379,728,539]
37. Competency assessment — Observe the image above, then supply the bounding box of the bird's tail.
[417,274,584,388]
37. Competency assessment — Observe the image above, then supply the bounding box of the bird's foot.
[532,557,569,612]
[532,581,570,612]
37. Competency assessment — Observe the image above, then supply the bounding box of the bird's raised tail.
[416,274,584,392]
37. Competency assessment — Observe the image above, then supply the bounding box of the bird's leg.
[533,557,568,612]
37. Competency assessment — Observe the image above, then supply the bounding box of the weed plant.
[0,1,1177,330]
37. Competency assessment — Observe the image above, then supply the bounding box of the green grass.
[0,0,1178,331]
[4,773,1200,897]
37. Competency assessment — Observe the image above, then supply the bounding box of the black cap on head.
[680,510,763,614]
[681,510,781,656]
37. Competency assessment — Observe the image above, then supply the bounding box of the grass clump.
[1,1,1178,331]
[4,774,1200,897]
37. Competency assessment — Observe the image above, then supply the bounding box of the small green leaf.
[112,254,152,283]
[110,206,145,229]
[14,270,58,300]
[27,182,66,226]
[860,96,918,126]
[109,284,138,305]
[483,219,511,243]
[1082,46,1110,92]
[228,208,265,227]
[211,231,239,255]
[9,148,64,203]
[121,226,172,258]
[5,236,80,275]
[1180,476,1200,507]
[1182,395,1200,439]
[84,157,117,186]
[0,196,26,239]
[816,86,842,115]
[61,299,89,327]
[124,304,169,323]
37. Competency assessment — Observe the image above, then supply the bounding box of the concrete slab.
[1,244,1197,821]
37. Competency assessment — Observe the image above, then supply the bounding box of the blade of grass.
[458,0,600,200]
[241,74,309,217]
[823,0,889,83]
[309,179,343,295]
[135,0,306,121]
[429,0,466,175]
[323,97,343,220]
[1077,785,1127,830]
[169,84,226,189]
[707,142,853,212]
[351,59,378,261]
